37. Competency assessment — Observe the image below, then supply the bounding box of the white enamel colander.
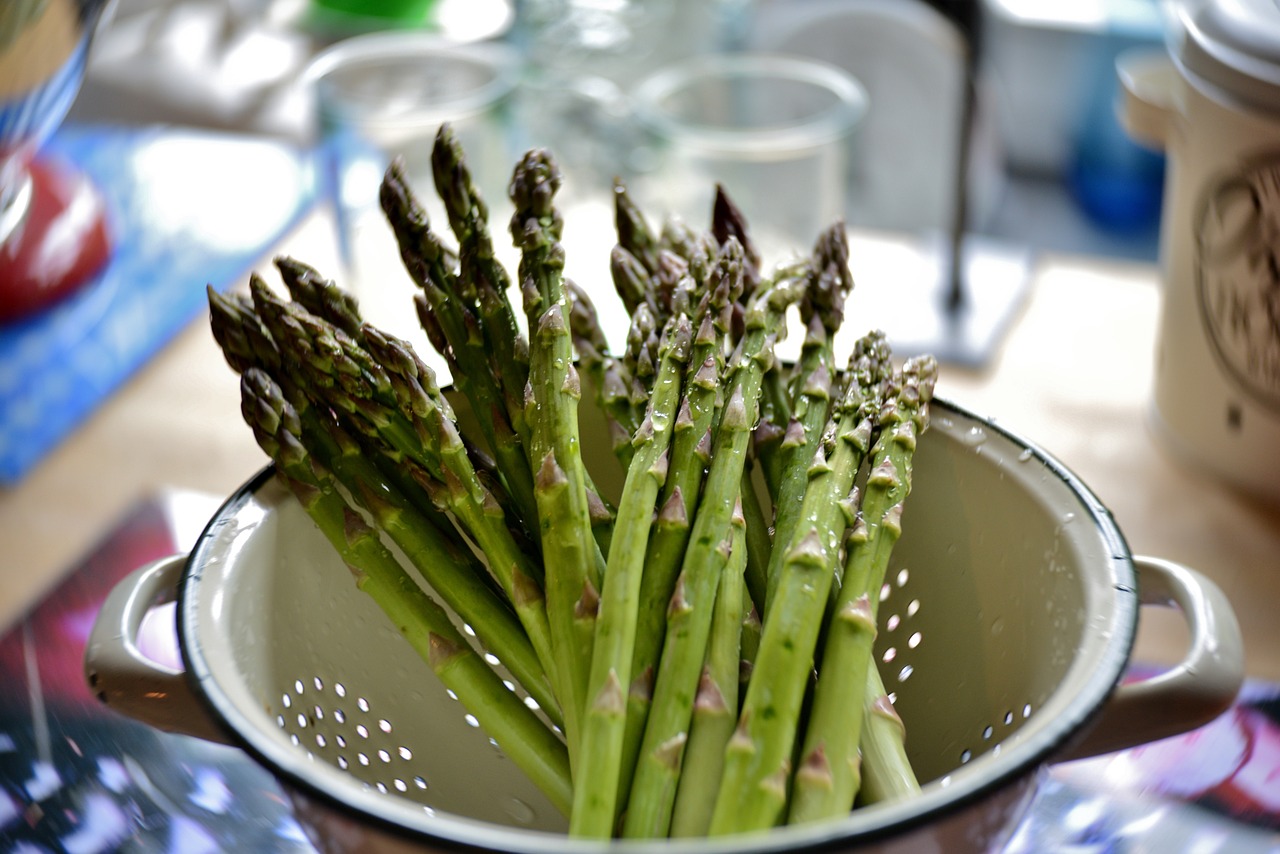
[85,396,1243,853]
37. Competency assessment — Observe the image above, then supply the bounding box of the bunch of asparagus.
[209,123,937,839]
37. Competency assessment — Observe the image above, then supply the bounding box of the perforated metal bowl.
[85,397,1243,853]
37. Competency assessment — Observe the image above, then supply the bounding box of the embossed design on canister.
[1195,155,1280,413]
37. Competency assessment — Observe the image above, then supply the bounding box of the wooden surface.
[2,215,1277,685]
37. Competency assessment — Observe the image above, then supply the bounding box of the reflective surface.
[0,0,112,321]
[2,492,1278,851]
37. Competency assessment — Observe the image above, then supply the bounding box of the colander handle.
[83,554,233,745]
[1058,556,1244,761]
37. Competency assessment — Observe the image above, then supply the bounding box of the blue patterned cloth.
[0,124,317,484]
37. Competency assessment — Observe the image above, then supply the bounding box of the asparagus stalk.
[610,245,658,321]
[211,284,556,718]
[622,268,807,838]
[274,256,363,340]
[668,497,748,837]
[571,315,691,837]
[711,184,762,296]
[315,392,561,726]
[708,335,891,836]
[790,355,936,822]
[566,278,642,470]
[252,282,559,690]
[737,463,774,619]
[614,178,662,276]
[379,160,541,539]
[210,285,472,555]
[763,225,857,616]
[615,238,743,809]
[510,148,605,763]
[630,239,743,698]
[238,367,571,815]
[429,124,532,443]
[858,667,921,804]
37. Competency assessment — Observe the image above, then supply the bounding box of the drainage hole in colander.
[275,678,435,802]
[957,705,1034,768]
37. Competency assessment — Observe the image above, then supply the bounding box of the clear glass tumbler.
[306,33,520,369]
[631,53,867,268]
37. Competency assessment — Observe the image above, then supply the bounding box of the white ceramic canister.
[1120,0,1280,501]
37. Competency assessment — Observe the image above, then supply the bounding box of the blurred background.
[10,6,1280,853]
[62,0,1167,256]
[0,0,1172,483]
[3,0,1172,308]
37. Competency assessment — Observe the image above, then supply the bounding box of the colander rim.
[177,395,1138,852]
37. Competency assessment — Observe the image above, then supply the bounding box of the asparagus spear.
[711,184,762,296]
[510,148,605,764]
[430,124,532,443]
[708,335,891,836]
[610,245,658,321]
[380,160,540,539]
[571,315,691,837]
[631,238,744,693]
[210,285,473,553]
[611,238,743,810]
[325,339,563,726]
[858,668,921,804]
[238,367,571,815]
[668,497,748,837]
[274,256,363,340]
[790,355,936,822]
[614,178,662,276]
[764,225,857,616]
[566,278,643,469]
[251,282,559,691]
[622,267,808,838]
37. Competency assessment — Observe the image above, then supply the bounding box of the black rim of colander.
[177,396,1138,853]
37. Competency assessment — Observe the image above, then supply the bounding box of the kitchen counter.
[2,212,1278,686]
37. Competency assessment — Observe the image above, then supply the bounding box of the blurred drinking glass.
[630,53,867,268]
[306,33,519,366]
